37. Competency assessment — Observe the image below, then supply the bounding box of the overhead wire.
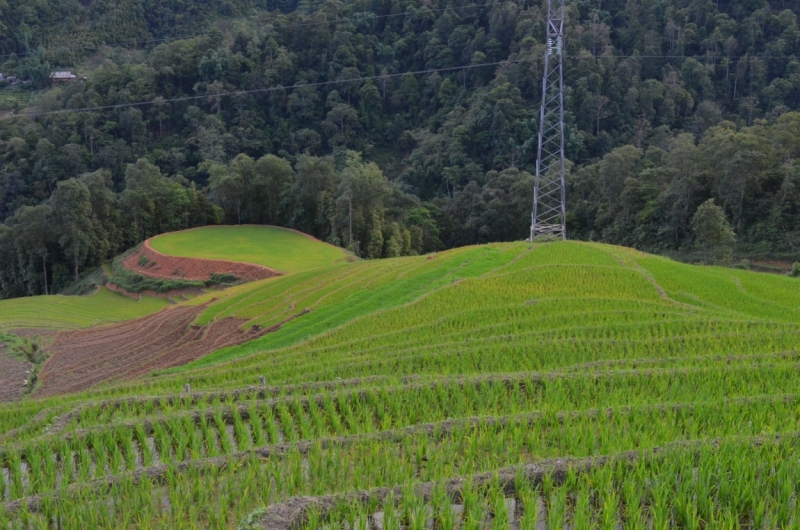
[2,50,793,120]
[1,58,532,120]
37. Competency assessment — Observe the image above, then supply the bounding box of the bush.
[108,259,243,293]
[209,273,241,285]
[109,257,206,293]
[790,262,800,277]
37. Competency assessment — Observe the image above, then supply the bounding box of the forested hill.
[2,0,800,298]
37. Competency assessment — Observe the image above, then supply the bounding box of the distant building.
[50,71,77,82]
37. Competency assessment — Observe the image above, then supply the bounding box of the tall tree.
[51,179,93,281]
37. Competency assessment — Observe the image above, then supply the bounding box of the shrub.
[109,257,206,293]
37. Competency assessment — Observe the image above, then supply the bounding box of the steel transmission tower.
[530,0,567,241]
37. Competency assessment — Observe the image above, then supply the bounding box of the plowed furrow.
[34,304,294,397]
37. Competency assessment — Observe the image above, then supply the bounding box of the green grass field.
[0,287,169,330]
[3,240,800,528]
[148,225,348,273]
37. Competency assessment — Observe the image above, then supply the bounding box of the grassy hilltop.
[2,239,800,527]
[148,226,348,274]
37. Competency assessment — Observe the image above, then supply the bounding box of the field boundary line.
[67,350,800,426]
[4,395,800,514]
[259,315,782,369]
[251,428,800,530]
[290,327,800,382]
[5,359,799,455]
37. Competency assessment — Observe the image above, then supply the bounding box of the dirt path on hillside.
[34,304,295,397]
[122,240,281,282]
[0,342,32,402]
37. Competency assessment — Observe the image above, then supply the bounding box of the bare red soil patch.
[122,240,280,282]
[35,304,304,397]
[0,343,32,403]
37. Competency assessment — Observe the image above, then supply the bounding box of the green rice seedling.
[116,425,136,471]
[169,417,190,462]
[488,479,509,530]
[77,446,92,484]
[134,423,153,467]
[189,423,204,459]
[274,402,295,442]
[231,406,251,451]
[214,409,233,454]
[383,492,400,530]
[7,450,24,500]
[305,398,329,438]
[292,399,315,440]
[347,501,365,530]
[429,481,448,526]
[599,483,620,530]
[304,505,322,530]
[24,442,42,495]
[571,483,592,530]
[460,479,485,529]
[515,473,541,529]
[622,474,645,530]
[322,394,345,435]
[547,480,568,530]
[199,413,219,458]
[248,403,267,446]
[649,480,672,530]
[260,405,280,444]
[153,421,172,463]
[107,430,124,475]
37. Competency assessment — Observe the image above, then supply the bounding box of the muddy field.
[123,240,280,282]
[35,305,281,397]
[0,342,32,402]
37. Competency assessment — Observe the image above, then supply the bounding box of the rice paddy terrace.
[2,239,800,528]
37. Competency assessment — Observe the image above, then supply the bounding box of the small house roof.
[50,71,77,79]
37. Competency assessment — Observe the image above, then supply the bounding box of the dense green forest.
[2,0,800,297]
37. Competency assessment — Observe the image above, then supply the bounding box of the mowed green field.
[0,287,169,331]
[148,225,348,273]
[3,241,800,528]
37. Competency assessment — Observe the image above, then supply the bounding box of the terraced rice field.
[2,241,800,528]
[0,287,169,331]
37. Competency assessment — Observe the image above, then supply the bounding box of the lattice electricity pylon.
[530,0,567,241]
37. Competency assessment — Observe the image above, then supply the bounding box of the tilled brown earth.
[123,240,280,282]
[0,343,32,402]
[35,305,278,397]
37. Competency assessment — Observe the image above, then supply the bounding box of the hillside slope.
[2,241,800,527]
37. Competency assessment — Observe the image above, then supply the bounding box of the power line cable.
[3,51,792,120]
[2,58,530,120]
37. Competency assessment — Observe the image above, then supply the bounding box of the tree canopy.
[3,0,800,297]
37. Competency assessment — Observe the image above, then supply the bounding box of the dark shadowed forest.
[2,0,800,297]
